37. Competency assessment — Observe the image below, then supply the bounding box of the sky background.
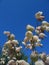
[0,0,49,62]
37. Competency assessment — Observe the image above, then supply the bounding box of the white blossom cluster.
[0,11,49,65]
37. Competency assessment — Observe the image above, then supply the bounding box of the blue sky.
[0,0,49,60]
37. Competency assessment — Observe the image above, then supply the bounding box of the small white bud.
[26,24,35,31]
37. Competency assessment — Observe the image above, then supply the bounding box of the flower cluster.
[0,11,49,65]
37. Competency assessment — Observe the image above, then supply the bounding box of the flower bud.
[33,35,39,42]
[10,34,15,40]
[39,33,46,38]
[35,30,40,34]
[35,11,44,21]
[40,52,46,61]
[16,46,22,53]
[35,60,45,65]
[26,44,32,49]
[35,43,43,47]
[45,56,49,64]
[46,27,49,32]
[42,21,49,26]
[25,31,33,39]
[23,36,29,43]
[3,31,10,36]
[12,40,19,45]
[26,24,35,31]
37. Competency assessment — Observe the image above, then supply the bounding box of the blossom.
[36,26,45,33]
[39,33,47,38]
[12,40,19,45]
[26,24,35,31]
[0,58,5,65]
[5,40,12,44]
[37,39,41,43]
[16,46,22,53]
[0,60,5,65]
[4,40,13,49]
[39,52,46,61]
[35,30,40,34]
[35,11,44,21]
[41,25,46,30]
[26,44,32,49]
[23,36,29,44]
[35,43,43,47]
[33,35,39,42]
[36,26,41,30]
[46,27,49,32]
[42,21,49,26]
[35,60,45,65]
[45,56,49,64]
[22,41,27,46]
[10,34,15,40]
[25,31,33,39]
[3,31,10,36]
[16,60,30,65]
[7,60,17,65]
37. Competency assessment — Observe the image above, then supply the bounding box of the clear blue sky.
[0,0,49,60]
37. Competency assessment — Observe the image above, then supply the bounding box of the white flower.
[35,60,45,65]
[0,61,5,64]
[2,49,6,53]
[46,27,49,32]
[35,30,40,34]
[16,60,30,65]
[42,21,47,25]
[22,42,27,46]
[39,33,47,38]
[10,34,15,40]
[7,56,10,60]
[35,11,43,17]
[7,60,17,65]
[45,56,49,64]
[33,35,39,42]
[35,43,43,47]
[37,39,41,43]
[12,40,19,45]
[26,24,35,31]
[1,58,5,61]
[36,26,41,30]
[3,31,10,36]
[40,52,46,61]
[23,36,29,43]
[46,56,49,61]
[42,21,49,26]
[38,11,43,15]
[26,44,32,49]
[16,46,22,53]
[35,11,44,20]
[5,40,12,44]
[4,40,12,49]
[41,25,46,30]
[2,47,8,55]
[25,31,33,39]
